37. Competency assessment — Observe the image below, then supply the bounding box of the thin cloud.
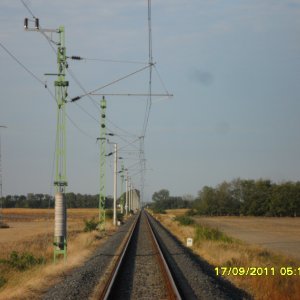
[189,68,214,86]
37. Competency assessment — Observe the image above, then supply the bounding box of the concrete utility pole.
[125,171,129,215]
[130,183,133,213]
[0,125,7,223]
[131,185,134,211]
[113,143,118,226]
[132,187,135,211]
[120,164,125,214]
[128,177,131,213]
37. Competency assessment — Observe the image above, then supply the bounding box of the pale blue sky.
[1,1,300,201]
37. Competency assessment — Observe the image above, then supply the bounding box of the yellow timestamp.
[215,267,300,276]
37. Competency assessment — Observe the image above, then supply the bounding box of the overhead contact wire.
[0,41,45,86]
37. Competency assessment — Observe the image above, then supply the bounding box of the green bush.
[117,212,124,222]
[185,209,197,216]
[106,209,113,219]
[194,225,233,243]
[0,276,7,288]
[104,210,124,221]
[174,215,195,226]
[83,217,99,232]
[0,251,44,271]
[152,207,166,214]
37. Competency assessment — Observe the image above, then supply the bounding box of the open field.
[157,209,300,300]
[1,208,99,220]
[0,208,116,299]
[0,208,100,243]
[193,216,300,261]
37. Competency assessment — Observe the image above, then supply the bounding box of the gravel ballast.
[43,211,250,300]
[107,212,168,300]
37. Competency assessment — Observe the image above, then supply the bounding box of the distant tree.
[193,186,217,215]
[270,182,300,216]
[239,180,256,215]
[150,189,191,211]
[105,196,113,209]
[214,181,240,215]
[182,194,195,202]
[15,195,26,208]
[65,193,77,208]
[240,179,272,216]
[152,189,170,203]
[3,195,14,208]
[193,178,300,217]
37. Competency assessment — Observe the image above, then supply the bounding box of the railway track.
[100,210,181,299]
[43,210,249,300]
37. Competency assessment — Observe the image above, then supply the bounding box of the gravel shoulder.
[42,215,137,300]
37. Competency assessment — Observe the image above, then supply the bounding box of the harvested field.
[0,221,53,243]
[1,208,98,221]
[0,208,116,299]
[0,208,100,244]
[194,216,300,261]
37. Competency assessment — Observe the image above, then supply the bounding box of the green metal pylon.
[99,96,107,230]
[53,26,68,263]
[24,21,68,263]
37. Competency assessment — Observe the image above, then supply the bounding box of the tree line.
[1,193,113,209]
[3,179,300,216]
[151,179,300,217]
[194,179,300,217]
[149,189,193,213]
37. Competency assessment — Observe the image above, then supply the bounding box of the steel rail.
[98,213,141,300]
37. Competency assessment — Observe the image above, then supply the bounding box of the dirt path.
[194,216,300,261]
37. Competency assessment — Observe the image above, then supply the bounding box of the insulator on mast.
[35,18,39,29]
[71,56,82,60]
[24,18,28,29]
[71,96,81,102]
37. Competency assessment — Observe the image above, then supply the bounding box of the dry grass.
[0,208,116,299]
[166,208,189,216]
[2,208,99,221]
[0,221,9,228]
[153,209,300,300]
